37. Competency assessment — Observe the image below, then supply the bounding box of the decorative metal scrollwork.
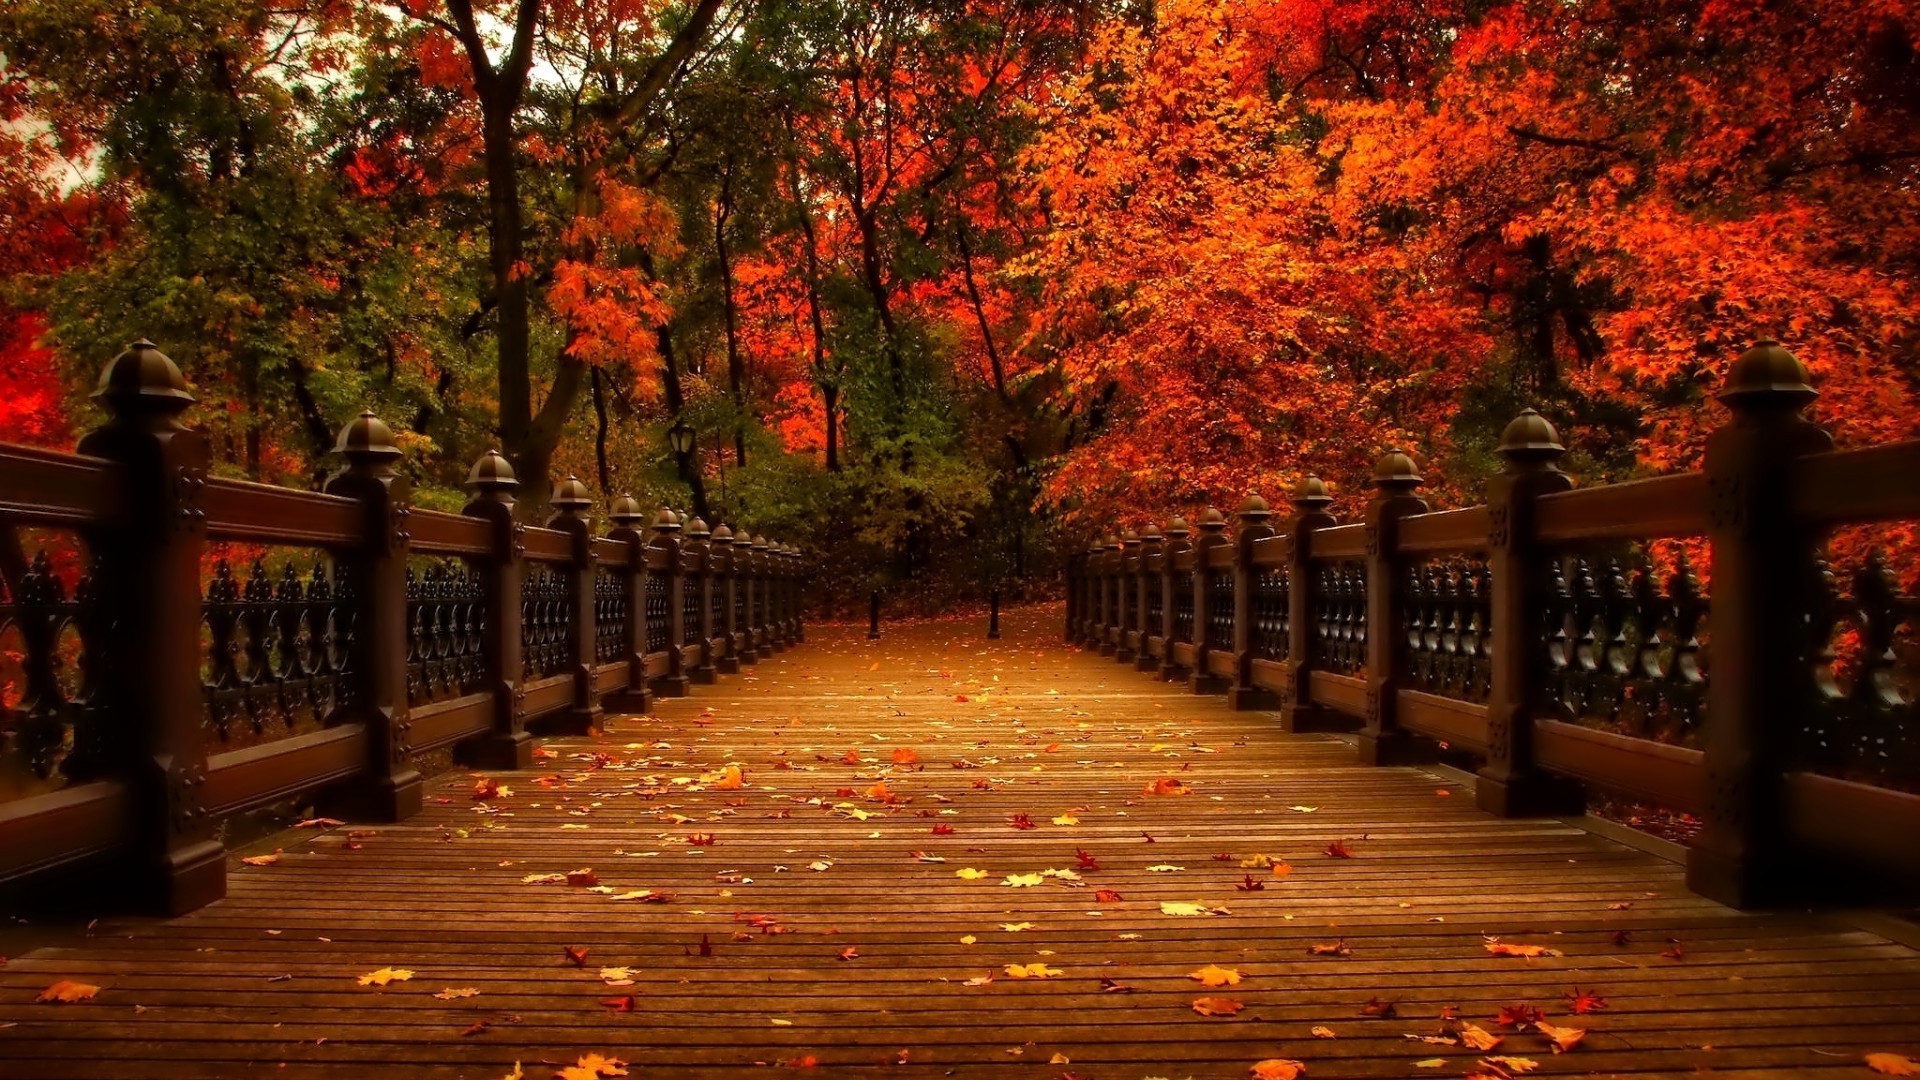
[1311,561,1367,675]
[1401,558,1491,702]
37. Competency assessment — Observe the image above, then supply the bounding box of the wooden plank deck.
[3,604,1917,1079]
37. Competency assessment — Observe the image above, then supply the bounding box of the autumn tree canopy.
[2,0,1915,605]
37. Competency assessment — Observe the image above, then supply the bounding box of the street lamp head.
[667,420,696,456]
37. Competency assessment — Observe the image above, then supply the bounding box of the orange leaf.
[35,980,100,1003]
[1533,1020,1586,1053]
[1251,1059,1306,1079]
[1868,1054,1920,1076]
[1192,996,1245,1017]
[1189,964,1242,987]
[891,748,919,765]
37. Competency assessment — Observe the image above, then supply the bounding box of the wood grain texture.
[2,605,1916,1079]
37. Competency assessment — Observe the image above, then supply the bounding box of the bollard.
[988,589,1001,639]
[868,589,881,640]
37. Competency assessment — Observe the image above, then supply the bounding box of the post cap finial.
[333,410,404,467]
[1237,493,1272,521]
[1371,448,1424,491]
[1717,338,1817,411]
[684,516,711,539]
[465,449,519,496]
[1197,507,1227,532]
[551,474,593,512]
[1496,408,1566,469]
[712,523,734,543]
[93,338,195,416]
[1164,516,1191,537]
[610,494,644,524]
[1293,475,1332,508]
[652,507,682,533]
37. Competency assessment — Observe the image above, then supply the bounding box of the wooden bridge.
[1,339,1918,1077]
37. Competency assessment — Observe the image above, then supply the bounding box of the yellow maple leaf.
[1003,873,1045,887]
[356,967,414,986]
[556,1053,629,1079]
[1189,964,1242,987]
[502,1065,524,1080]
[1051,813,1079,825]
[433,987,480,1000]
[1160,900,1216,916]
[35,980,100,1003]
[955,867,989,880]
[1000,922,1034,932]
[1002,962,1063,978]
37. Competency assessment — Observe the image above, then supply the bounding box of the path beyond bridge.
[3,606,1917,1078]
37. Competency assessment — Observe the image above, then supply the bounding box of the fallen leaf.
[1189,964,1242,987]
[556,1053,629,1079]
[1094,888,1124,902]
[1002,963,1063,979]
[1051,813,1079,826]
[1000,922,1033,932]
[1003,873,1045,887]
[1145,863,1184,873]
[1142,777,1192,796]
[1483,939,1562,958]
[433,987,480,1000]
[1554,985,1605,1014]
[1359,997,1397,1017]
[241,852,281,867]
[1459,1023,1503,1051]
[563,946,590,967]
[1049,1052,1071,1064]
[356,967,414,987]
[1250,1059,1305,1080]
[1099,977,1136,993]
[710,764,745,790]
[1483,1056,1540,1074]
[1413,1059,1446,1068]
[959,935,976,945]
[955,868,990,880]
[1192,996,1245,1017]
[35,981,100,1003]
[1868,1053,1920,1076]
[1533,1020,1586,1053]
[1307,941,1351,957]
[295,817,346,828]
[1310,1026,1336,1039]
[891,747,919,765]
[1495,1003,1542,1028]
[460,1020,492,1037]
[600,995,636,1012]
[1323,840,1354,858]
[837,946,860,961]
[566,868,599,887]
[1161,900,1222,917]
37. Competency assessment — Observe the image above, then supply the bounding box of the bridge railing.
[0,341,805,915]
[1067,339,1919,909]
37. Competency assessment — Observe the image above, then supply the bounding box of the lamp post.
[667,420,696,458]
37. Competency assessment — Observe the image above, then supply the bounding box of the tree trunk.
[715,166,747,468]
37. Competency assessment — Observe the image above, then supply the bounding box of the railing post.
[1280,477,1341,732]
[1357,450,1429,765]
[756,537,782,653]
[1157,517,1191,681]
[73,340,225,914]
[736,531,760,665]
[1134,526,1162,670]
[1478,411,1582,816]
[1228,496,1279,710]
[652,508,691,697]
[1689,340,1832,907]
[684,517,716,684]
[1114,530,1140,663]
[458,451,531,767]
[713,525,741,674]
[789,545,805,643]
[1188,510,1229,693]
[1098,535,1120,656]
[319,411,423,821]
[602,495,654,714]
[545,476,602,733]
